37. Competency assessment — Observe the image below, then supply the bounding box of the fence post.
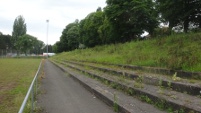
[31,86,34,113]
[36,78,37,95]
[1,50,3,58]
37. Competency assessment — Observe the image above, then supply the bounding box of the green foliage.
[140,95,152,104]
[31,40,45,55]
[0,33,12,49]
[79,11,104,47]
[54,20,79,52]
[153,27,171,37]
[55,0,159,52]
[66,25,79,50]
[53,41,61,53]
[16,34,40,55]
[98,17,114,44]
[12,15,27,49]
[105,0,158,42]
[156,0,201,32]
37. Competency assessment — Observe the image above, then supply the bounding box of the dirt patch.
[0,82,18,105]
[0,82,17,92]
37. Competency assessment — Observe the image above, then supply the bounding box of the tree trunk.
[183,19,189,33]
[168,21,174,35]
[199,21,201,28]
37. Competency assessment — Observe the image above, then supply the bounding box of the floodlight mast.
[46,19,49,58]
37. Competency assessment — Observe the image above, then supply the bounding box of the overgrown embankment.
[52,33,201,72]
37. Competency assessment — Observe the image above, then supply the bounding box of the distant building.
[43,53,55,56]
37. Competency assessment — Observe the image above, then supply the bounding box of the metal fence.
[0,49,46,58]
[0,49,17,57]
[18,60,42,113]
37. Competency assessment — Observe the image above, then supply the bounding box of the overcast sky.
[0,0,106,45]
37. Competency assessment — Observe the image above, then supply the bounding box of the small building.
[43,53,55,56]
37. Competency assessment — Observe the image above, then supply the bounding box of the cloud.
[0,0,106,45]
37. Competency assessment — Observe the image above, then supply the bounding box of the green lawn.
[0,58,42,113]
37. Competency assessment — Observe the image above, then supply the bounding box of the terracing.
[51,59,201,113]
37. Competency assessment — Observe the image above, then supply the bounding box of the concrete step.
[51,60,166,113]
[56,60,201,113]
[63,60,201,96]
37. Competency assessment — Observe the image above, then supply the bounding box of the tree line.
[52,0,200,53]
[0,15,49,56]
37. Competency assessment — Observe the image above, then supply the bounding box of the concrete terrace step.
[51,60,165,113]
[55,60,201,113]
[74,60,201,79]
[63,60,201,96]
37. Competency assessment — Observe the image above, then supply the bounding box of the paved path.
[38,60,115,113]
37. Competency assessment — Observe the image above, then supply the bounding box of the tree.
[53,41,63,53]
[0,33,12,49]
[105,0,158,42]
[156,0,181,30]
[59,20,79,52]
[17,34,36,55]
[12,15,27,49]
[98,16,114,44]
[30,39,44,55]
[156,0,201,32]
[79,10,104,47]
[66,25,79,50]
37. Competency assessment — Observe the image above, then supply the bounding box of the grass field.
[0,58,42,113]
[52,32,201,72]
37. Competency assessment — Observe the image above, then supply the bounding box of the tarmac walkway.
[37,60,115,113]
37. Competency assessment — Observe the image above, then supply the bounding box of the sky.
[0,0,106,45]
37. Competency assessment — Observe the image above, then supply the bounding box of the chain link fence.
[0,49,46,58]
[0,49,17,57]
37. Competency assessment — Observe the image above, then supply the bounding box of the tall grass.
[52,32,201,72]
[0,59,41,113]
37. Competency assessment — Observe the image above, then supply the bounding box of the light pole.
[46,19,49,58]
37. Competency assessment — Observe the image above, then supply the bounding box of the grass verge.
[0,58,41,113]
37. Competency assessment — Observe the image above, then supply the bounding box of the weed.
[155,99,166,110]
[104,80,110,85]
[189,79,196,83]
[134,76,144,88]
[170,95,177,99]
[118,76,125,82]
[188,110,195,113]
[159,78,163,87]
[113,93,119,112]
[110,83,118,89]
[136,76,144,83]
[178,108,185,113]
[167,81,172,89]
[140,95,152,104]
[184,99,191,104]
[127,88,135,96]
[133,82,144,88]
[172,72,181,81]
[84,65,91,70]
[157,89,165,95]
[183,91,187,94]
[167,107,173,113]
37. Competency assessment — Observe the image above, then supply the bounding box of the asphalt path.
[37,60,115,113]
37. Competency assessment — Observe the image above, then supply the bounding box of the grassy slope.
[0,59,41,113]
[52,32,201,72]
